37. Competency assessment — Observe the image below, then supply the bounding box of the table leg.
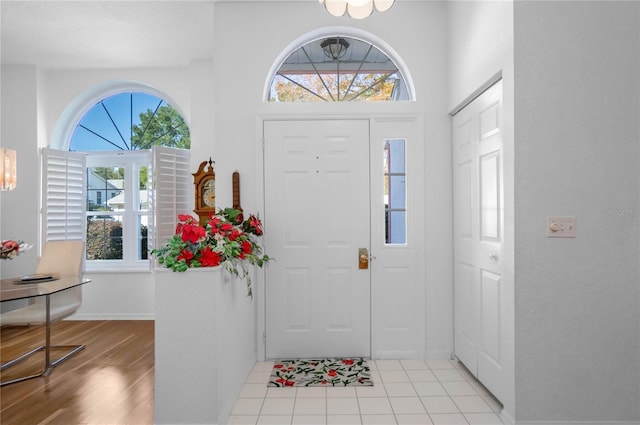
[1,294,85,386]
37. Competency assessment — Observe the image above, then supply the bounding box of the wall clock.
[193,158,216,226]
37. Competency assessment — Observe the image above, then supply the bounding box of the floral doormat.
[268,358,373,387]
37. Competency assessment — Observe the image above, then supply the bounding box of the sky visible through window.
[70,92,168,152]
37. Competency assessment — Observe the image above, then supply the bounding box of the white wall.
[213,0,452,359]
[0,62,216,319]
[514,1,640,422]
[446,0,515,418]
[1,66,40,280]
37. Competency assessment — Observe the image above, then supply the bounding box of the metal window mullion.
[344,45,374,100]
[301,46,335,102]
[277,73,329,102]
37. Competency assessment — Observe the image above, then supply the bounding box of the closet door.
[453,80,506,402]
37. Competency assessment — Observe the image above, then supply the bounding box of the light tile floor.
[227,359,504,425]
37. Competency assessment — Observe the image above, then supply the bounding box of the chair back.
[1,240,85,325]
[36,240,84,277]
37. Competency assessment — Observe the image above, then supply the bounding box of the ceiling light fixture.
[319,0,395,20]
[321,37,350,60]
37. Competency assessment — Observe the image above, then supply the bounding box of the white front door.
[453,80,506,401]
[264,120,371,359]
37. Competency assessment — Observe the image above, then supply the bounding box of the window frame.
[264,28,416,102]
[84,150,151,272]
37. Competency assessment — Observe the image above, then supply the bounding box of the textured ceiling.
[0,0,216,69]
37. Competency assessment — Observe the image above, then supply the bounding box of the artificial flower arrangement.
[151,208,271,297]
[1,240,33,260]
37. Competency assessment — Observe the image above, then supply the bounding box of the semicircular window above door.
[268,36,411,102]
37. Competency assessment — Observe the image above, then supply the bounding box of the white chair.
[0,240,85,385]
[0,240,84,326]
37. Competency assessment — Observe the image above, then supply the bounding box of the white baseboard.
[373,350,418,359]
[514,421,640,425]
[68,313,154,321]
[425,350,453,360]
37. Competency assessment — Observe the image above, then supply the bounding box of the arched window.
[268,35,412,102]
[44,88,191,272]
[70,92,190,151]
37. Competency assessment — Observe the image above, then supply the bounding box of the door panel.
[264,120,371,359]
[453,80,506,402]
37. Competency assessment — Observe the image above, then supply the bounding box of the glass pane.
[70,92,190,151]
[389,175,406,209]
[384,139,407,245]
[388,139,405,173]
[86,215,123,260]
[86,166,125,211]
[269,36,410,102]
[139,216,149,260]
[389,211,406,244]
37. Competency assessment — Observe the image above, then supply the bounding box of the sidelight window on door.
[384,139,407,244]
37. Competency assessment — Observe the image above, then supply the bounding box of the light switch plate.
[547,216,576,238]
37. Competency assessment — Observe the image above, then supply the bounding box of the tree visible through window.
[70,92,190,268]
[269,36,410,102]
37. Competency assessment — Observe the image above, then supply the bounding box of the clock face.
[203,187,215,207]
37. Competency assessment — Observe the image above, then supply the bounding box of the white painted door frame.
[255,114,425,361]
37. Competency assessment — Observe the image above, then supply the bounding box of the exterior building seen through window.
[69,92,190,269]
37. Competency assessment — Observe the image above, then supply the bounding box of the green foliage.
[131,105,190,150]
[86,219,148,260]
[151,209,271,298]
[86,219,122,260]
[93,167,124,180]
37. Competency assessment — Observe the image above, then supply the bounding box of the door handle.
[489,252,498,262]
[359,248,369,269]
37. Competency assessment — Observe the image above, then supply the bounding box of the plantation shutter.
[41,148,87,242]
[151,146,191,256]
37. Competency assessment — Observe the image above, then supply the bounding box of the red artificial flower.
[177,249,194,263]
[221,223,233,233]
[2,240,19,252]
[228,229,242,241]
[199,246,222,267]
[208,216,221,229]
[249,215,263,235]
[327,369,337,377]
[241,241,252,254]
[341,359,355,366]
[175,214,205,243]
[182,225,206,243]
[178,214,197,223]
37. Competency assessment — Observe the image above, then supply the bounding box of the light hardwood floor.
[1,320,154,425]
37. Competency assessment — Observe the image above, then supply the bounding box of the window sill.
[84,267,152,274]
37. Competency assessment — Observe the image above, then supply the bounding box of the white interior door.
[264,120,371,359]
[453,80,506,401]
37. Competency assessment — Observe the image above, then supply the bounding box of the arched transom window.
[268,36,410,102]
